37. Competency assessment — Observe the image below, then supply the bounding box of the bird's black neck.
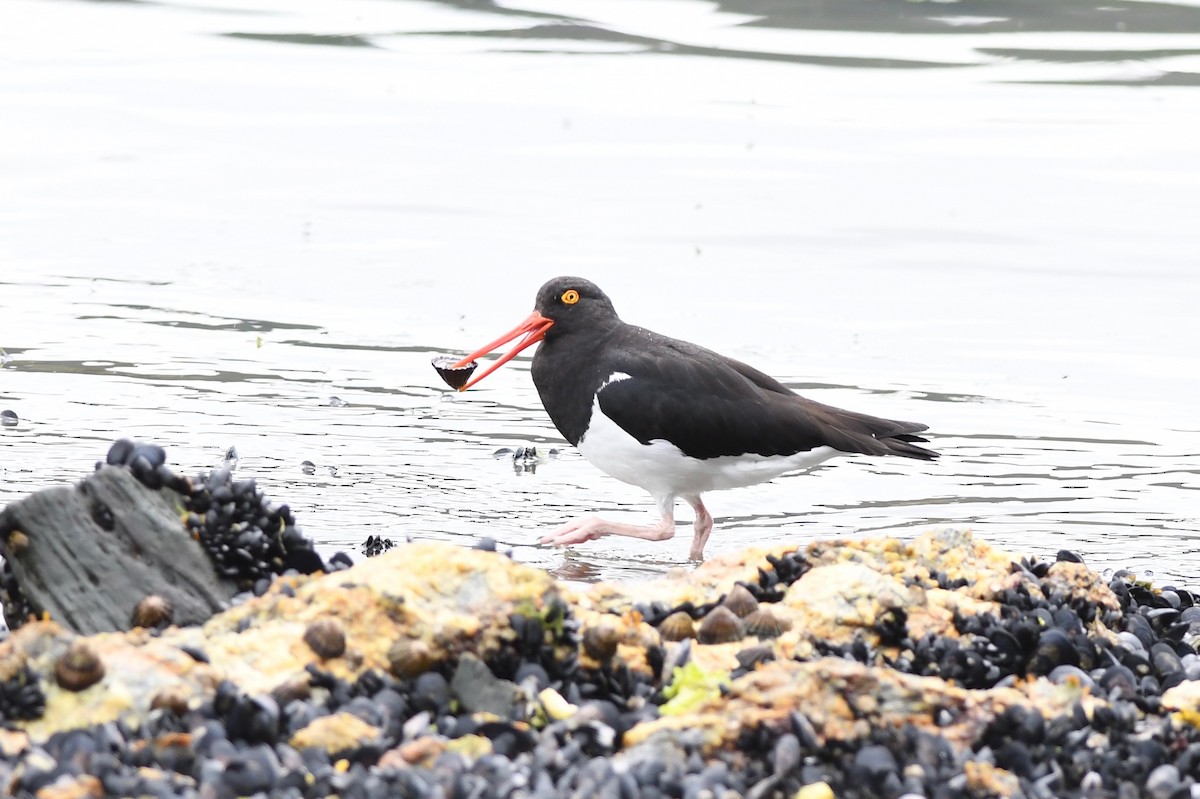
[531,323,620,446]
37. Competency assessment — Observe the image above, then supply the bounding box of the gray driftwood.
[0,466,237,634]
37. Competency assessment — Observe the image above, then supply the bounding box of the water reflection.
[212,0,1200,83]
[715,0,1200,34]
[1,0,1198,587]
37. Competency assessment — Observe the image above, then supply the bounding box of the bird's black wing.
[596,327,936,461]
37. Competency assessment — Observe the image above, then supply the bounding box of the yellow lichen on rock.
[289,711,382,754]
[31,773,104,799]
[1041,561,1121,613]
[8,622,211,741]
[6,543,564,742]
[794,781,835,799]
[199,543,557,692]
[0,728,30,759]
[964,760,1021,798]
[445,733,493,761]
[1162,680,1200,727]
[777,562,918,659]
[625,655,1091,755]
[539,687,577,720]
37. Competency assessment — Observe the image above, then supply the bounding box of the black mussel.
[735,644,775,671]
[134,444,167,468]
[431,355,478,390]
[107,438,137,465]
[362,535,396,557]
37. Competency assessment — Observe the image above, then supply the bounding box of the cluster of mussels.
[3,581,643,798]
[585,546,1200,799]
[1,439,340,630]
[0,547,814,798]
[103,439,336,592]
[667,550,1200,799]
[0,551,37,630]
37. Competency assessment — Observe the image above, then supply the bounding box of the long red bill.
[453,311,554,391]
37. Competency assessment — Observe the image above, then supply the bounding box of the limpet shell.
[722,584,759,618]
[150,686,192,716]
[389,638,436,679]
[743,607,790,638]
[697,606,745,645]
[657,611,696,642]
[56,640,105,691]
[431,356,478,390]
[132,595,174,629]
[303,617,346,660]
[271,676,313,707]
[4,530,29,558]
[582,619,620,662]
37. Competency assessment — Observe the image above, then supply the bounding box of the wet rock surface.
[2,458,1200,798]
[0,440,330,635]
[0,466,237,634]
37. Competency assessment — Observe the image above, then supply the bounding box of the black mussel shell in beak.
[431,355,478,390]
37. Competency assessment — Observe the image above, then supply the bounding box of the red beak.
[453,311,554,391]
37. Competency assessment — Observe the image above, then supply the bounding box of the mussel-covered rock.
[431,356,478,390]
[4,469,1200,799]
[0,440,336,634]
[0,657,46,721]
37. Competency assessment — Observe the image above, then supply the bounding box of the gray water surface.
[2,0,1198,584]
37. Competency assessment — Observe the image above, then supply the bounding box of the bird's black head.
[532,276,619,337]
[449,276,620,391]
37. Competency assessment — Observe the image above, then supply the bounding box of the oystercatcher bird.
[452,276,937,560]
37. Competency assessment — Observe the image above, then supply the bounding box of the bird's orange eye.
[561,289,579,305]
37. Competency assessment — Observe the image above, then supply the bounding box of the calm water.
[2,0,1198,585]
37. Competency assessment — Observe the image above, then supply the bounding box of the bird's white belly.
[576,393,837,498]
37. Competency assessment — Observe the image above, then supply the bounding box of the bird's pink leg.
[684,495,713,561]
[539,494,676,548]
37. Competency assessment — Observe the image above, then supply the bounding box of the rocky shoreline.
[2,452,1200,798]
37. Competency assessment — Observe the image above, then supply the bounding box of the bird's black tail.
[843,411,939,461]
[880,431,938,461]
